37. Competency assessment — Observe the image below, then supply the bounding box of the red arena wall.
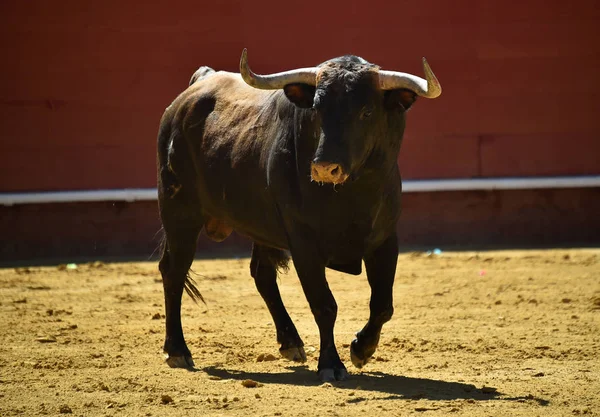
[1,0,599,192]
[1,1,599,261]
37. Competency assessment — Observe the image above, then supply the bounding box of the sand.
[1,249,599,416]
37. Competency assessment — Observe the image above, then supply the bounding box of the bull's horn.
[378,58,442,98]
[240,48,317,89]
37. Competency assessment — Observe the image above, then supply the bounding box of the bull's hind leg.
[350,234,397,368]
[250,243,306,362]
[158,192,203,368]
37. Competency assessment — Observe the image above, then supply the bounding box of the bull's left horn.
[240,48,317,90]
[378,58,442,98]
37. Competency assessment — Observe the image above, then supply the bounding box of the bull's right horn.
[240,49,317,90]
[378,57,442,98]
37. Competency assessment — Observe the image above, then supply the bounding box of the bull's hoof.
[318,366,349,382]
[350,347,368,368]
[280,346,307,363]
[350,338,374,369]
[165,355,195,368]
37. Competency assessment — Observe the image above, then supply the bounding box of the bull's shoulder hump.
[193,72,274,101]
[190,72,242,90]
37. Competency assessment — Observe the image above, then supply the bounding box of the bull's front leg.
[351,234,398,368]
[288,231,347,382]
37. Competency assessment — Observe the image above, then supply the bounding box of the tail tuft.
[184,271,206,305]
[268,250,291,274]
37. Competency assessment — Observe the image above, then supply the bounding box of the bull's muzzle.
[311,162,349,185]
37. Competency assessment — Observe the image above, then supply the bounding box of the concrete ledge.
[2,176,600,206]
[2,187,599,263]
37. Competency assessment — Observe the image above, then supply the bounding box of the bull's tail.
[184,271,205,305]
[189,66,216,86]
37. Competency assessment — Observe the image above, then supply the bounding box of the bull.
[157,49,441,381]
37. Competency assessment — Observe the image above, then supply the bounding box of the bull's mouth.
[311,162,349,185]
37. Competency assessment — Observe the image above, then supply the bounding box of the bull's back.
[170,73,288,247]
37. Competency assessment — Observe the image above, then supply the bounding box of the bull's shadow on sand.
[200,365,549,405]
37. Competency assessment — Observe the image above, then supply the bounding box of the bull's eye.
[360,108,373,120]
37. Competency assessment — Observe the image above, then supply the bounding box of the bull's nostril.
[311,162,346,183]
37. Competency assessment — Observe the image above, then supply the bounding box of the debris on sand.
[415,406,439,412]
[161,394,174,404]
[26,285,51,290]
[58,404,72,414]
[35,336,57,343]
[425,248,443,257]
[256,353,277,362]
[241,379,263,388]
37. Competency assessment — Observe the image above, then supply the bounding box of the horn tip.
[240,49,249,74]
[422,57,442,98]
[240,48,255,86]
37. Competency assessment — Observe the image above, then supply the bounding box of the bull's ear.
[384,88,417,111]
[284,83,316,108]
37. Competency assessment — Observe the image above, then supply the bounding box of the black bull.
[157,50,441,381]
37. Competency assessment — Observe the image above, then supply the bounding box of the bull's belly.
[202,216,289,250]
[203,217,363,274]
[201,210,369,262]
[202,211,373,276]
[201,202,289,250]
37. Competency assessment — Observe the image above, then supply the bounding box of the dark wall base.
[2,188,599,264]
[397,188,600,247]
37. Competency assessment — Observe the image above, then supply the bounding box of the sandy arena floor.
[1,249,599,416]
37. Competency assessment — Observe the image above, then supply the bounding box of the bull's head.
[239,49,441,185]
